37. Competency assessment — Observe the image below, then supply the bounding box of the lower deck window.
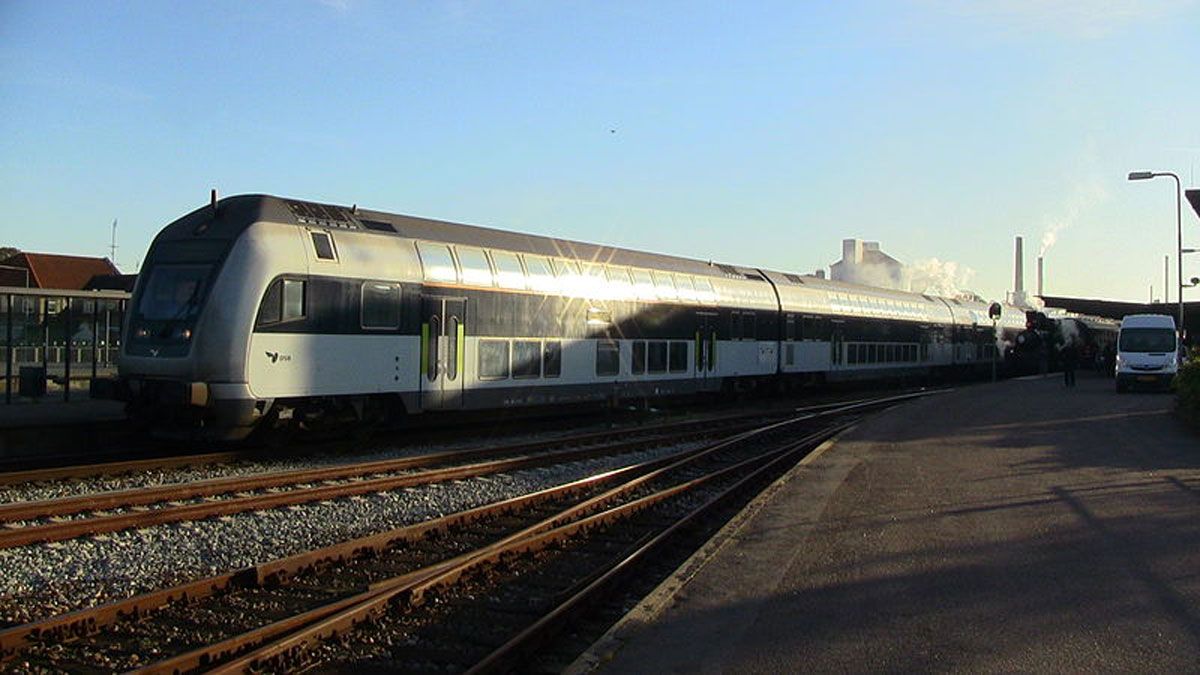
[543,341,562,378]
[513,340,541,378]
[596,340,619,376]
[669,341,688,372]
[647,341,668,373]
[479,340,510,380]
[632,341,646,374]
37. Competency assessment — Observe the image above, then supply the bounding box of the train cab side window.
[256,279,306,327]
[310,232,337,261]
[361,282,401,329]
[492,251,527,290]
[417,242,458,283]
[543,341,562,377]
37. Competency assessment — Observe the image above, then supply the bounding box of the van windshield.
[1118,328,1176,353]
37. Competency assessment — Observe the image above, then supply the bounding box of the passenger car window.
[491,251,527,290]
[630,269,657,300]
[596,339,619,376]
[417,242,458,282]
[513,340,541,378]
[523,255,556,292]
[652,272,677,300]
[456,247,493,286]
[543,341,562,377]
[479,340,510,379]
[361,282,400,329]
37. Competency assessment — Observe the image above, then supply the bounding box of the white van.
[1115,314,1179,392]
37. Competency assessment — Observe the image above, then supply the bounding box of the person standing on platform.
[1061,341,1078,387]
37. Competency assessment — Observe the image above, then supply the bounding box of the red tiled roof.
[0,253,121,291]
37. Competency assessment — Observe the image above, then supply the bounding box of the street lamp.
[1129,170,1184,332]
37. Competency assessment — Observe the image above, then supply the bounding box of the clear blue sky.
[2,0,1198,302]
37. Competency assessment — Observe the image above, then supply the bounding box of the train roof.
[159,194,1008,321]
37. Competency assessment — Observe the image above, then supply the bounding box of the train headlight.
[135,326,149,339]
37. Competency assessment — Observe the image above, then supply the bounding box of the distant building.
[829,239,904,290]
[0,252,121,291]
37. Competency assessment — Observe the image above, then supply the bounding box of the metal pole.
[91,298,99,382]
[4,294,11,404]
[63,297,72,402]
[1173,173,1184,337]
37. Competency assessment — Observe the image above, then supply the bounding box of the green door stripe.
[456,322,465,378]
[420,322,430,378]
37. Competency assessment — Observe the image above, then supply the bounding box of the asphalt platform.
[573,371,1200,673]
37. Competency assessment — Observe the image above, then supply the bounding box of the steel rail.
[157,408,873,667]
[195,422,836,675]
[0,450,253,487]
[0,418,767,549]
[0,454,665,662]
[0,407,797,523]
[0,391,933,669]
[466,424,849,674]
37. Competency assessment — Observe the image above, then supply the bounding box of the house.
[0,252,122,291]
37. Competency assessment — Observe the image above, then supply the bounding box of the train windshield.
[1118,328,1176,353]
[137,264,212,320]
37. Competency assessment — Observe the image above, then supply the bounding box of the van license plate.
[1137,376,1157,382]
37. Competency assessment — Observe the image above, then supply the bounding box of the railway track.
[0,397,896,549]
[0,391,936,673]
[0,389,915,486]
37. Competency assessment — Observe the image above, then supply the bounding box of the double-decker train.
[113,194,1030,440]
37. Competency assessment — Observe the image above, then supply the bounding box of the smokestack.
[1014,237,1024,295]
[1037,256,1044,297]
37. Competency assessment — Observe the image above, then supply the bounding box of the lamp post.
[1128,171,1183,332]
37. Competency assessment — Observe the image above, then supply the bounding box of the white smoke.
[1038,176,1109,257]
[905,258,977,298]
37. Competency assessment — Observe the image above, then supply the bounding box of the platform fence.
[1,287,130,404]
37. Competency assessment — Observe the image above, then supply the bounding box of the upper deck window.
[630,269,656,301]
[456,247,493,287]
[523,255,555,292]
[310,231,337,261]
[417,242,458,283]
[652,271,677,300]
[491,251,526,290]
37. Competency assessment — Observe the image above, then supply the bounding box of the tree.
[0,246,19,262]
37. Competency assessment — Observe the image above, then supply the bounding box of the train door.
[420,296,466,410]
[695,311,718,379]
[830,320,845,368]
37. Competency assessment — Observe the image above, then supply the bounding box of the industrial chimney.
[1037,256,1044,297]
[1012,236,1027,306]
